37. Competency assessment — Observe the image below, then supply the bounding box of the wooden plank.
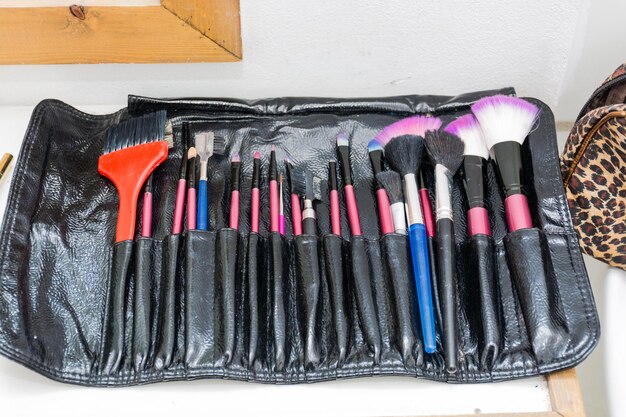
[0,6,240,64]
[162,0,242,58]
[416,413,561,417]
[547,369,586,417]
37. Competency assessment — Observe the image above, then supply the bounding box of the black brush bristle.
[376,171,404,204]
[103,110,171,154]
[424,130,464,174]
[292,168,322,201]
[383,135,424,176]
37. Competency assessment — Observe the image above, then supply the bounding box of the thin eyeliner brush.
[141,174,153,238]
[336,133,361,236]
[172,123,190,235]
[286,159,303,236]
[269,145,279,233]
[251,151,261,233]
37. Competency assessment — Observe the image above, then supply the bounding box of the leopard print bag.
[561,63,626,268]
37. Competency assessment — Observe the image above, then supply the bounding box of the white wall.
[0,0,598,122]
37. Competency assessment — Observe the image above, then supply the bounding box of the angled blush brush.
[98,111,173,243]
[195,131,226,231]
[445,114,492,236]
[229,153,241,230]
[336,133,361,236]
[328,160,342,236]
[424,129,465,374]
[368,140,394,235]
[471,95,540,231]
[375,115,442,353]
[285,160,303,236]
[375,171,406,234]
[186,147,197,230]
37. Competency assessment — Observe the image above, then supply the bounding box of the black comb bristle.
[292,168,321,201]
[383,134,424,176]
[424,131,464,174]
[212,135,227,155]
[376,171,404,204]
[102,110,169,155]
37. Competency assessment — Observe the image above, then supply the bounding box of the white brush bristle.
[445,114,489,160]
[336,132,350,147]
[471,95,540,149]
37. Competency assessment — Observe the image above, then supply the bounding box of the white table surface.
[0,105,551,417]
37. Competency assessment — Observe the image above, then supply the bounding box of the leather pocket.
[152,234,183,369]
[214,228,239,367]
[380,234,422,368]
[294,235,322,370]
[268,232,287,372]
[184,230,216,368]
[322,235,349,365]
[245,233,263,368]
[132,237,161,372]
[503,228,569,365]
[99,240,134,375]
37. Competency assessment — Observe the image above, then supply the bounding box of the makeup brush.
[186,147,197,231]
[251,151,261,233]
[418,171,436,239]
[195,131,226,231]
[368,140,394,235]
[229,153,241,230]
[375,171,406,234]
[0,153,13,183]
[285,160,303,236]
[445,114,492,236]
[269,145,279,233]
[279,174,285,235]
[375,115,442,353]
[141,174,153,238]
[292,169,322,236]
[172,123,190,235]
[336,133,361,236]
[328,160,341,236]
[471,95,540,231]
[99,111,173,243]
[424,129,465,375]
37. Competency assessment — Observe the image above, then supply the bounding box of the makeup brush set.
[0,90,599,386]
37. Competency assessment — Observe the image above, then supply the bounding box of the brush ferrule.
[390,202,407,234]
[200,160,208,181]
[462,155,487,208]
[230,162,240,191]
[269,150,277,182]
[338,146,353,185]
[329,161,338,191]
[302,199,316,220]
[435,164,454,220]
[252,158,260,189]
[403,173,423,225]
[491,141,525,197]
[368,150,384,182]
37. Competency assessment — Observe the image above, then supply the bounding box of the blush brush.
[368,140,394,235]
[375,115,442,354]
[424,129,465,374]
[99,111,173,243]
[445,114,492,236]
[471,95,540,231]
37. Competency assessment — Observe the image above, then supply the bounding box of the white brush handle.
[403,173,423,226]
[390,202,407,234]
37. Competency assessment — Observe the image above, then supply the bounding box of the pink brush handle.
[376,188,394,235]
[141,192,152,238]
[251,188,260,233]
[229,190,240,230]
[330,190,341,236]
[291,194,302,236]
[505,194,533,231]
[344,185,361,236]
[419,188,435,238]
[467,206,492,236]
[187,188,196,230]
[279,214,285,235]
[269,180,279,232]
[172,179,186,234]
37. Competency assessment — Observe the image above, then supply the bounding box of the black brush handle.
[436,218,458,374]
[302,217,316,235]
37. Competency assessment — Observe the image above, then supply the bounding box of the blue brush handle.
[197,179,208,231]
[408,223,437,353]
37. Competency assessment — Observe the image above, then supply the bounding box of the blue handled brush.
[375,116,442,354]
[194,131,225,230]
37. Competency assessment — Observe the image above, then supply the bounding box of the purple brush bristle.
[445,114,489,160]
[231,153,240,163]
[375,116,443,146]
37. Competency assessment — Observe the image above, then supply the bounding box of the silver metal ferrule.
[390,202,407,234]
[200,159,208,181]
[435,164,453,220]
[403,173,424,226]
[302,199,316,220]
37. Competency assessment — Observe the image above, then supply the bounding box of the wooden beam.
[547,369,587,417]
[0,5,241,64]
[162,0,242,59]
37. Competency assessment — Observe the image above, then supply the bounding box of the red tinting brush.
[141,174,153,238]
[99,111,173,243]
[471,95,540,231]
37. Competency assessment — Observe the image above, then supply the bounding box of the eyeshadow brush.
[186,147,197,230]
[336,133,361,236]
[368,140,394,235]
[424,129,465,374]
[375,170,406,234]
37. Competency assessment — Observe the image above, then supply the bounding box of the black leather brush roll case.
[0,89,599,386]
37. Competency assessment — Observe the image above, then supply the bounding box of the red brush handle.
[291,194,302,236]
[376,188,394,235]
[344,185,362,236]
[98,141,169,243]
